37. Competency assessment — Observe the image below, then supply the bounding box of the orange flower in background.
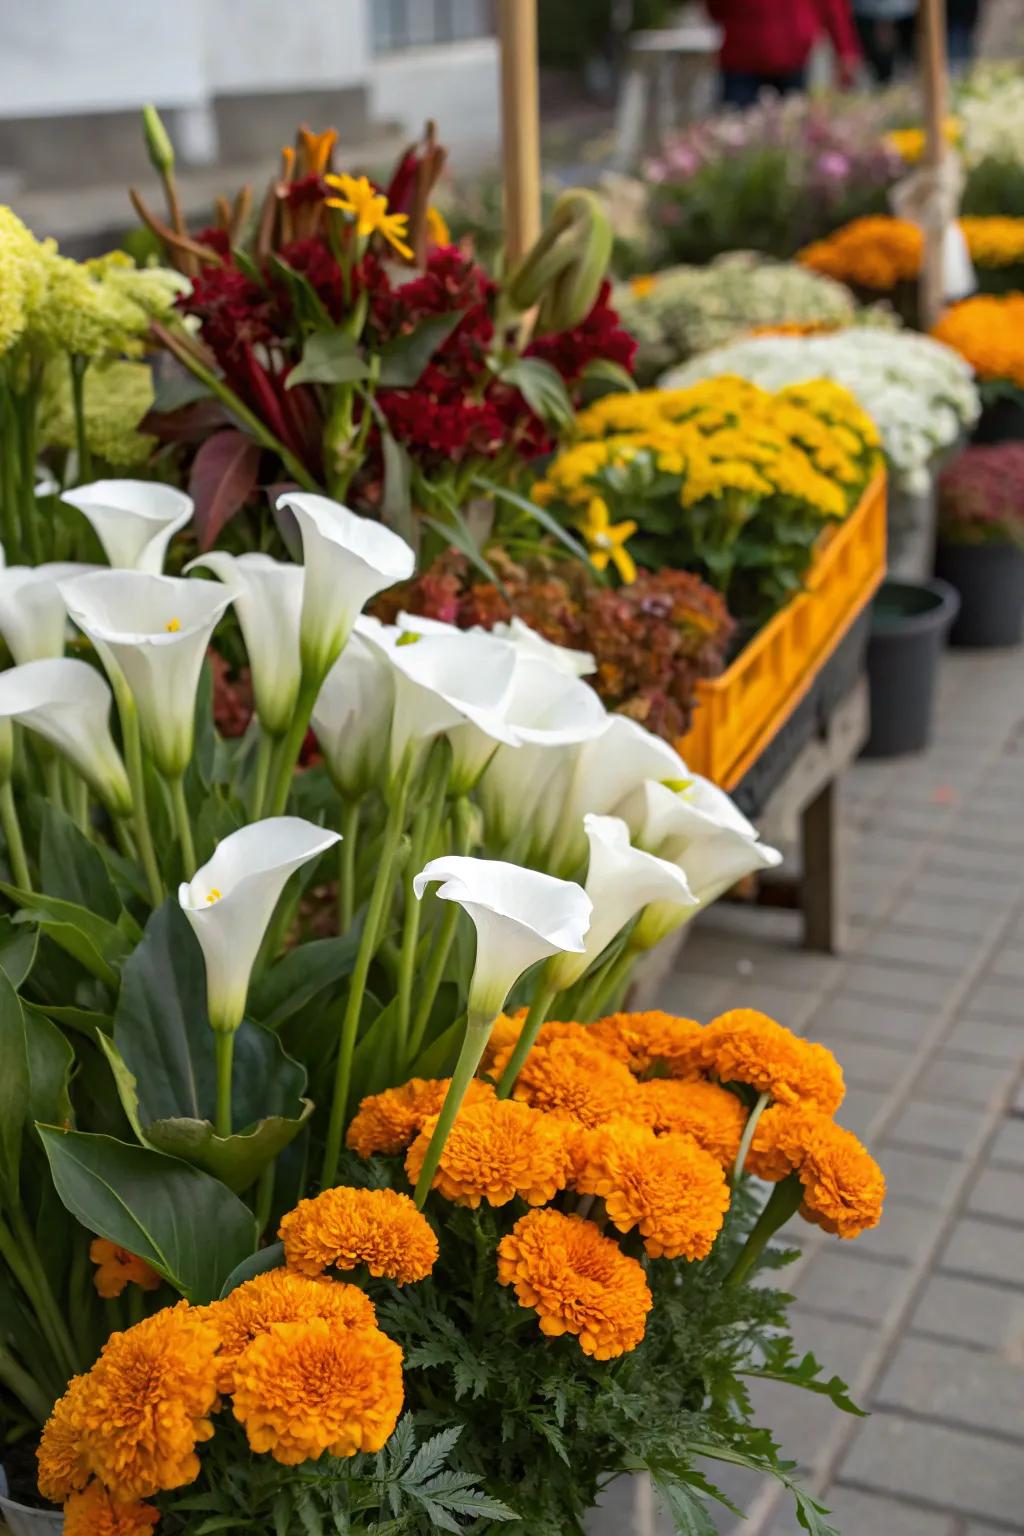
[209,1268,376,1392]
[37,1374,91,1503]
[799,216,922,291]
[231,1317,404,1464]
[279,1185,438,1284]
[347,1077,495,1158]
[405,1097,573,1208]
[699,1009,845,1114]
[629,1077,747,1167]
[571,1119,730,1261]
[72,1303,220,1499]
[486,1018,610,1080]
[506,1034,639,1128]
[497,1208,652,1359]
[62,1483,159,1536]
[748,1104,885,1238]
[90,1239,161,1299]
[589,1010,704,1078]
[932,294,1024,389]
[480,1008,529,1072]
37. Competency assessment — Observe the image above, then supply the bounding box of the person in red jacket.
[706,0,861,107]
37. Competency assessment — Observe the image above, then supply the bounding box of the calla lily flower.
[277,492,416,677]
[179,817,341,1034]
[0,563,96,664]
[413,854,592,1021]
[0,658,131,815]
[311,629,395,799]
[61,480,193,573]
[546,813,696,990]
[632,831,784,951]
[616,774,758,855]
[186,552,303,737]
[59,570,232,778]
[488,615,596,678]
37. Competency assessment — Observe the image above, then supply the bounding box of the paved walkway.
[599,643,1024,1535]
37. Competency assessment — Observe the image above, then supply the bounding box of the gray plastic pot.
[863,578,960,757]
[0,1466,63,1534]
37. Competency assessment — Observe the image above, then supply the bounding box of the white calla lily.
[179,817,341,1038]
[186,552,303,737]
[59,570,232,778]
[632,831,784,951]
[0,658,131,815]
[413,854,592,1021]
[616,774,757,855]
[0,563,96,664]
[277,492,416,677]
[312,629,396,799]
[546,813,696,990]
[61,480,193,573]
[488,615,596,677]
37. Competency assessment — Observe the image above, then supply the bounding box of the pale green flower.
[39,359,157,468]
[0,205,46,357]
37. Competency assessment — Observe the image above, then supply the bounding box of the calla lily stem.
[396,749,450,1060]
[0,781,31,892]
[169,775,196,874]
[724,1172,804,1288]
[267,670,323,819]
[407,795,473,1063]
[214,1031,235,1138]
[497,983,559,1099]
[251,729,275,820]
[414,1009,494,1208]
[338,799,360,933]
[118,695,164,907]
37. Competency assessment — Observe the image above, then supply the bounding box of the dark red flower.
[526,280,637,383]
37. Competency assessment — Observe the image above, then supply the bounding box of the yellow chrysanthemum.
[699,1009,845,1113]
[231,1317,404,1464]
[960,216,1024,268]
[748,1104,885,1238]
[497,1208,652,1359]
[405,1097,573,1208]
[90,1238,161,1300]
[571,1118,730,1260]
[628,1078,747,1167]
[279,1185,438,1284]
[323,173,413,259]
[37,1374,91,1503]
[69,1302,220,1499]
[506,1034,639,1127]
[62,1483,159,1536]
[589,1010,705,1078]
[207,1268,376,1392]
[347,1076,495,1158]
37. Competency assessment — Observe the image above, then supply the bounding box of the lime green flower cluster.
[31,249,184,361]
[39,359,157,470]
[0,207,49,358]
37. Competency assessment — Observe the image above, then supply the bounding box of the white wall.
[203,0,370,93]
[370,38,501,165]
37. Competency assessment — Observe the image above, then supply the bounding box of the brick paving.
[594,644,1024,1536]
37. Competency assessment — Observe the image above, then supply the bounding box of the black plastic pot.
[934,541,1024,647]
[863,578,960,758]
[972,396,1024,445]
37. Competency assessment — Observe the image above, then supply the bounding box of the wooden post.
[919,0,950,329]
[498,0,542,266]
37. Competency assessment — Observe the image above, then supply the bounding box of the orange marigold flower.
[589,1010,704,1078]
[479,1008,528,1073]
[37,1374,91,1503]
[63,1483,159,1536]
[347,1077,495,1158]
[629,1078,747,1166]
[231,1317,404,1464]
[507,1034,639,1127]
[72,1302,219,1499]
[699,1009,844,1113]
[749,1105,885,1238]
[207,1268,376,1392]
[279,1186,438,1284]
[932,294,1024,390]
[571,1118,730,1260]
[405,1097,573,1208]
[497,1208,652,1359]
[485,1018,606,1079]
[799,216,923,290]
[90,1239,161,1299]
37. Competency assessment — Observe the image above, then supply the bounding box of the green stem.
[724,1173,804,1288]
[395,755,448,1063]
[414,1013,494,1207]
[407,796,473,1062]
[64,764,89,834]
[251,728,275,820]
[126,1285,145,1327]
[119,696,164,906]
[320,773,410,1188]
[267,670,322,818]
[497,984,558,1098]
[0,781,31,891]
[16,382,43,563]
[338,799,360,934]
[576,946,635,1023]
[0,379,21,562]
[0,1339,54,1424]
[215,1032,235,1138]
[169,775,196,874]
[43,753,64,814]
[68,355,92,483]
[732,1091,771,1186]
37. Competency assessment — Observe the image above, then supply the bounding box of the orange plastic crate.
[676,469,887,789]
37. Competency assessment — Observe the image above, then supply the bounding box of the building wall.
[370,38,501,165]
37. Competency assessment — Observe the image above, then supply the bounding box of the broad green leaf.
[24,1002,111,1042]
[219,1240,286,1298]
[39,803,121,922]
[380,428,415,544]
[144,1099,314,1195]
[473,475,588,561]
[421,512,502,589]
[23,1006,75,1132]
[498,356,574,428]
[0,971,28,1199]
[250,930,361,1029]
[38,1128,257,1303]
[151,372,213,413]
[0,883,127,986]
[378,311,465,388]
[580,356,638,394]
[267,255,333,332]
[0,914,37,988]
[287,330,370,388]
[95,1033,150,1145]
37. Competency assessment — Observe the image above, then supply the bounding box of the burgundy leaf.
[142,399,233,444]
[189,430,262,550]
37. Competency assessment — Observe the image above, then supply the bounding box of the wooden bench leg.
[800,777,842,953]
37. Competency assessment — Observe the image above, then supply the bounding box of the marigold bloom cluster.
[932,294,1024,390]
[347,1076,495,1157]
[504,1032,640,1127]
[628,1077,748,1166]
[62,1483,160,1536]
[799,216,923,290]
[90,1238,161,1299]
[406,1097,573,1208]
[497,1209,653,1359]
[749,1104,886,1238]
[589,1009,704,1077]
[699,1008,845,1113]
[211,1268,377,1392]
[279,1184,439,1283]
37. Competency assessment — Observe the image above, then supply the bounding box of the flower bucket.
[0,1467,63,1535]
[862,577,960,757]
[934,541,1024,647]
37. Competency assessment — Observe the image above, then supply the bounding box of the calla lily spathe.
[488,615,596,678]
[413,854,592,1021]
[0,563,96,664]
[312,629,395,799]
[546,813,696,990]
[61,480,193,573]
[59,570,232,778]
[277,492,416,678]
[186,552,303,737]
[179,817,341,1034]
[0,658,132,815]
[617,774,758,855]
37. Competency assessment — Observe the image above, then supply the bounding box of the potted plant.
[932,292,1024,444]
[935,441,1024,645]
